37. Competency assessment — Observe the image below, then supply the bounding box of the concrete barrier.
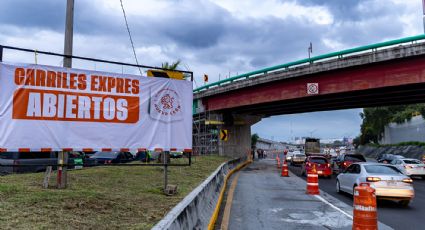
[152,158,245,230]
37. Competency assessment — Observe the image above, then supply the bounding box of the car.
[285,152,295,162]
[90,151,134,164]
[135,151,154,162]
[376,154,404,164]
[336,163,414,206]
[0,151,94,173]
[0,151,57,173]
[391,158,425,179]
[301,156,332,178]
[291,153,306,165]
[67,152,98,168]
[170,151,184,159]
[335,154,367,173]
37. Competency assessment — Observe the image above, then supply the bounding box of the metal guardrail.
[193,34,425,93]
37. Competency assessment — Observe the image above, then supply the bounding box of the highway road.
[289,164,425,230]
[224,159,355,230]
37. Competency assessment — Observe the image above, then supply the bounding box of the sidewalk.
[226,159,392,230]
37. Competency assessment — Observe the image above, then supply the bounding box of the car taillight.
[327,163,331,168]
[366,177,381,182]
[402,178,413,183]
[343,162,347,166]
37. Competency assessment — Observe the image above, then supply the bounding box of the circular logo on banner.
[151,88,183,122]
[307,83,319,95]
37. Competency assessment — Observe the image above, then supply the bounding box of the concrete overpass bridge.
[193,34,425,157]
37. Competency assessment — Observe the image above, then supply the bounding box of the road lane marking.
[221,171,241,230]
[314,195,353,220]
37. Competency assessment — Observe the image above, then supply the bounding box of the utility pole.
[308,42,313,58]
[309,129,317,138]
[63,0,74,68]
[58,0,74,189]
[423,0,425,33]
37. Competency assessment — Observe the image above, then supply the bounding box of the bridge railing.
[193,34,425,93]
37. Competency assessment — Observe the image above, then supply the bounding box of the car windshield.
[364,165,400,174]
[345,155,365,162]
[93,152,118,158]
[310,158,327,164]
[403,159,422,164]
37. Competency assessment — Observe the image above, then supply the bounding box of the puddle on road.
[271,210,351,228]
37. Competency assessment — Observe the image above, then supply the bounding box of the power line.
[119,0,143,76]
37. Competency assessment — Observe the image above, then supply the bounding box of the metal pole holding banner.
[164,151,168,192]
[57,151,69,189]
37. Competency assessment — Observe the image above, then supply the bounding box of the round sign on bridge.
[307,83,319,95]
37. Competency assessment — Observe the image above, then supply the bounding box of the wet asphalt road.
[289,164,425,230]
[227,159,354,230]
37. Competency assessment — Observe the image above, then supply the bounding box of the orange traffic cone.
[277,157,281,168]
[353,183,377,230]
[306,164,320,195]
[281,160,289,177]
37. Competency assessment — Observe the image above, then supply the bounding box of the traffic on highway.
[283,146,425,230]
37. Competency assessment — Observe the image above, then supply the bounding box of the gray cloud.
[0,0,65,30]
[0,0,422,141]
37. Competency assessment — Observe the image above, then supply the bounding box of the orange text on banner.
[12,88,139,123]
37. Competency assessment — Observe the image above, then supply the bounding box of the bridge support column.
[218,115,262,158]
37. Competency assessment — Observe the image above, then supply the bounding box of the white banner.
[0,62,193,151]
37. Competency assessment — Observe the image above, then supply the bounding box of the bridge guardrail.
[194,34,425,93]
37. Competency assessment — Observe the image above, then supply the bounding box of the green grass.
[0,155,229,230]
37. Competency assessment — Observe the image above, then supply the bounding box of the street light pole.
[58,0,74,189]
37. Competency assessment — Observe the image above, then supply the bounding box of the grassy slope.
[0,156,229,230]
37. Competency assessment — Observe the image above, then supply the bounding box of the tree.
[161,60,190,79]
[358,104,425,145]
[161,60,181,70]
[352,136,361,148]
[251,133,259,148]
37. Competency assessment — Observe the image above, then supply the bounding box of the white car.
[336,163,414,206]
[391,158,425,179]
[285,152,295,162]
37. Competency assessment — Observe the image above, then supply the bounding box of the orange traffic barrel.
[306,164,319,195]
[281,160,289,177]
[277,158,281,168]
[353,183,377,230]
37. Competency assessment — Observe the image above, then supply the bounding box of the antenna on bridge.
[308,42,313,60]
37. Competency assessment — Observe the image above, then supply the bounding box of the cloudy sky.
[0,0,423,142]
